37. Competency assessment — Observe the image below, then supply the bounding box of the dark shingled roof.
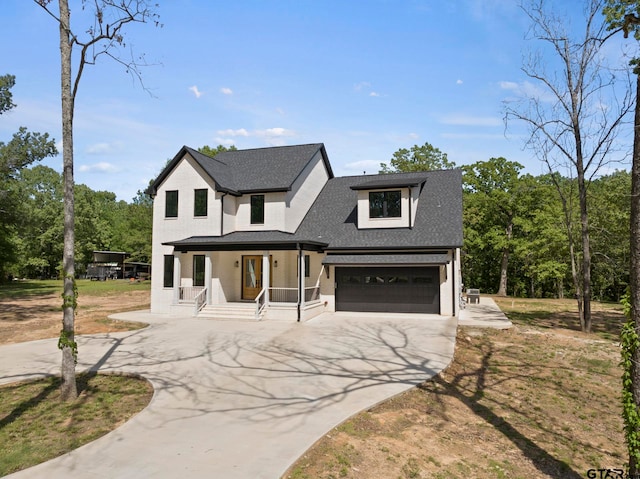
[322,253,452,265]
[295,170,463,250]
[350,176,428,190]
[166,231,327,251]
[149,143,333,196]
[163,169,463,251]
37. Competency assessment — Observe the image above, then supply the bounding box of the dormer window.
[351,175,427,229]
[369,190,401,218]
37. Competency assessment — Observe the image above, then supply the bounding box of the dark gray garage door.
[335,267,440,313]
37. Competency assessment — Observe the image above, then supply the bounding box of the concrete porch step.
[198,303,260,321]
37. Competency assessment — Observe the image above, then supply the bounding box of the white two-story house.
[148,143,463,321]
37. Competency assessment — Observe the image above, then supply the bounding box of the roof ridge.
[214,143,324,154]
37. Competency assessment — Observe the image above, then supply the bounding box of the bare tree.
[35,0,160,400]
[505,0,633,333]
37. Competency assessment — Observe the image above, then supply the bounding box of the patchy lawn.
[284,298,625,479]
[0,279,150,345]
[0,280,154,477]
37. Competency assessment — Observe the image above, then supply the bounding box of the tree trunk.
[577,164,592,333]
[58,0,77,401]
[628,73,640,476]
[497,220,513,296]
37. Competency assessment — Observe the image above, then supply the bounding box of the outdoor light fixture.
[274,260,278,267]
[234,260,239,268]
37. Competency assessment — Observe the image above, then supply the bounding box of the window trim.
[250,194,265,225]
[194,188,208,217]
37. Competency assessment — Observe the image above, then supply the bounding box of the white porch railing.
[193,287,207,316]
[305,285,320,302]
[267,286,321,303]
[179,286,205,302]
[255,288,267,320]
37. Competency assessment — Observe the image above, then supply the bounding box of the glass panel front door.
[242,255,263,300]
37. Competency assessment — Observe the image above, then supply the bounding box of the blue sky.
[0,0,633,201]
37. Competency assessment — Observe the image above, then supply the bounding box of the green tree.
[590,170,631,301]
[35,0,160,401]
[462,158,525,296]
[511,174,570,298]
[198,144,237,157]
[380,142,456,173]
[0,75,57,280]
[16,165,64,279]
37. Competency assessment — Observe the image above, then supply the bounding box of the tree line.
[381,142,631,303]
[2,162,152,280]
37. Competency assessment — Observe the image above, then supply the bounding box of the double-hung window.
[369,190,401,218]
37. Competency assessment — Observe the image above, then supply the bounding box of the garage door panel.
[336,267,440,314]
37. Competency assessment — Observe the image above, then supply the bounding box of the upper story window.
[251,195,265,224]
[165,190,178,218]
[194,189,207,217]
[369,190,401,218]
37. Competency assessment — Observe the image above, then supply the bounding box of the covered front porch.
[165,235,328,321]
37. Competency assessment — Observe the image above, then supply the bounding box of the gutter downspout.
[220,192,228,235]
[451,249,456,317]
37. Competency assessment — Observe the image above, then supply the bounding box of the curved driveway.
[1,311,457,479]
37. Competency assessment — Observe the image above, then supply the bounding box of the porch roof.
[321,253,451,266]
[164,231,328,252]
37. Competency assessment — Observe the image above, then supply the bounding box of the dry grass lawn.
[284,297,625,479]
[0,280,149,345]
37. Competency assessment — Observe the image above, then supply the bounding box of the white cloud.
[408,132,419,140]
[257,127,295,137]
[354,81,371,91]
[499,80,555,102]
[499,81,519,91]
[85,142,114,154]
[220,87,233,95]
[456,79,463,85]
[217,128,249,137]
[254,127,296,146]
[78,162,119,173]
[369,91,380,97]
[189,85,203,98]
[440,114,502,127]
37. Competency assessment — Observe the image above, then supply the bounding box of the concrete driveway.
[1,311,457,479]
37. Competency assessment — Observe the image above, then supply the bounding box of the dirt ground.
[0,290,149,345]
[284,307,626,479]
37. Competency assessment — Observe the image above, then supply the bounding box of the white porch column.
[205,253,212,304]
[262,250,270,305]
[298,249,305,309]
[172,254,181,304]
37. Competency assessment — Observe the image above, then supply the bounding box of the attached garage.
[323,253,452,314]
[335,266,440,313]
